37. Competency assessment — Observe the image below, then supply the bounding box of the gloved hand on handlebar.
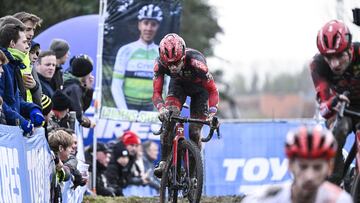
[158,107,169,122]
[207,106,218,124]
[331,93,350,111]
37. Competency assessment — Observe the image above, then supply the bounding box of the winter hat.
[122,131,141,146]
[49,39,70,58]
[88,142,111,153]
[51,90,71,111]
[30,41,40,52]
[70,54,93,77]
[113,148,129,160]
[41,94,53,116]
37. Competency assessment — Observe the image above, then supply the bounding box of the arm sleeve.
[202,72,219,109]
[64,85,84,123]
[152,62,165,110]
[0,80,38,125]
[111,45,129,109]
[310,60,335,119]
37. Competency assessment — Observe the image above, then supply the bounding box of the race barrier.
[0,120,356,201]
[203,120,355,196]
[0,125,52,203]
[0,123,87,203]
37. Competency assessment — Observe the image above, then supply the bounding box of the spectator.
[29,41,40,64]
[47,90,73,133]
[12,11,42,43]
[61,128,87,190]
[105,146,130,196]
[35,50,57,97]
[0,50,8,125]
[62,54,95,128]
[28,41,43,106]
[13,12,43,106]
[85,142,116,196]
[0,15,23,28]
[48,129,72,203]
[41,94,52,139]
[0,24,44,135]
[49,39,70,90]
[142,140,160,191]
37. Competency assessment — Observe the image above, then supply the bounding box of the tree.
[0,0,221,57]
[180,0,222,56]
[0,0,99,34]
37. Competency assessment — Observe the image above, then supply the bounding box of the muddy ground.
[83,195,244,203]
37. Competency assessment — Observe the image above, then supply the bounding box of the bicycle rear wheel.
[351,172,360,203]
[160,152,178,203]
[178,139,203,203]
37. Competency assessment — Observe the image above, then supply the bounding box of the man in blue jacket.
[0,23,44,135]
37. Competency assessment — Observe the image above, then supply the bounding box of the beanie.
[30,41,40,52]
[51,90,71,111]
[49,39,70,58]
[122,131,141,146]
[112,147,129,160]
[88,142,111,153]
[41,94,53,116]
[70,54,93,77]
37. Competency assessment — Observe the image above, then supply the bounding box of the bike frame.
[171,123,190,188]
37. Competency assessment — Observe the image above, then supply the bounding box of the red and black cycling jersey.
[152,48,219,111]
[310,42,360,118]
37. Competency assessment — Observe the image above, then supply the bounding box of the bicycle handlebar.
[336,91,360,118]
[153,115,221,142]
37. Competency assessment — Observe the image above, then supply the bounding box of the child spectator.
[47,90,72,133]
[48,129,73,203]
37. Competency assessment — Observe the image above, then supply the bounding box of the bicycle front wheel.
[351,172,360,203]
[178,139,203,203]
[160,151,178,203]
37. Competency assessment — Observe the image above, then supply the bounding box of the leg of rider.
[327,116,353,185]
[188,88,209,178]
[189,86,209,150]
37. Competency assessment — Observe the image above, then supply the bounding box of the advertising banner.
[101,0,181,122]
[0,126,52,203]
[203,121,355,196]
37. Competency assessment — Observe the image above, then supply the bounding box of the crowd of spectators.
[0,11,161,201]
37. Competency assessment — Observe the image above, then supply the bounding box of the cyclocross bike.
[333,91,360,203]
[154,112,220,203]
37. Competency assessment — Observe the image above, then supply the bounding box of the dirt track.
[83,195,244,203]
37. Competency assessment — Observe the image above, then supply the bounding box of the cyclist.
[152,33,219,177]
[111,4,163,111]
[310,19,360,185]
[242,125,352,203]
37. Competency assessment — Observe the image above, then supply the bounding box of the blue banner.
[0,125,52,203]
[203,121,355,196]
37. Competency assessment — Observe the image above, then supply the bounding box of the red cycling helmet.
[316,20,352,55]
[285,125,337,160]
[159,33,186,65]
